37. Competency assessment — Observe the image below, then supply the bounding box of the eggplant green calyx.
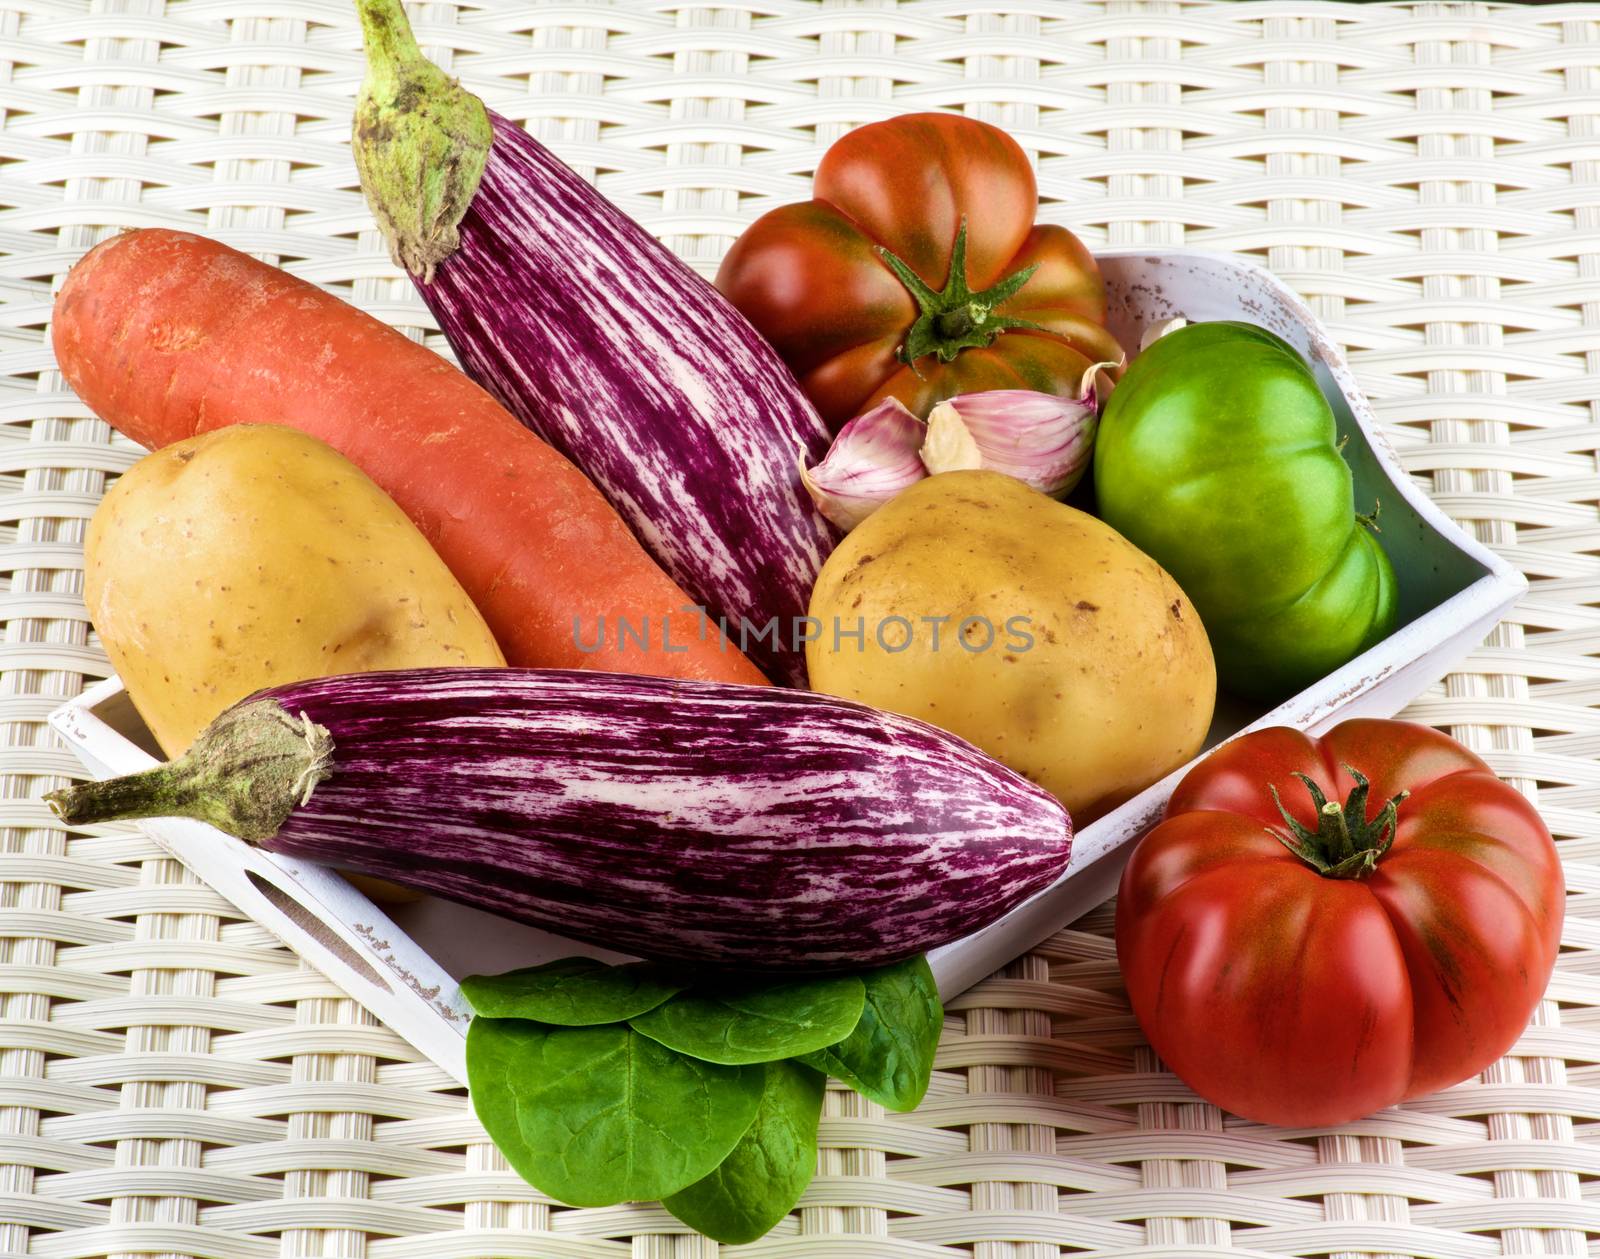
[353,0,491,282]
[879,218,1045,370]
[1267,766,1408,879]
[43,700,332,842]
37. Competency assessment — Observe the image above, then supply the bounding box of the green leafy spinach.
[629,973,865,1065]
[463,953,943,1243]
[466,1017,763,1206]
[663,1059,825,1243]
[800,955,942,1111]
[461,956,683,1025]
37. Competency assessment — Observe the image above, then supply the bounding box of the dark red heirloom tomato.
[716,112,1124,430]
[1116,719,1563,1127]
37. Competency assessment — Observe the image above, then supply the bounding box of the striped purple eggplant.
[45,668,1072,972]
[351,0,837,688]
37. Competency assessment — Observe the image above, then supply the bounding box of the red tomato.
[716,113,1124,430]
[1116,719,1563,1127]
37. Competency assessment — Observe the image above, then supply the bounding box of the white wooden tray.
[49,249,1525,1085]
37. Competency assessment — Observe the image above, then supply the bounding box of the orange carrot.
[52,229,767,685]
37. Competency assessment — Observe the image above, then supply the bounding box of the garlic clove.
[800,397,927,531]
[919,388,1098,499]
[920,400,984,476]
[1081,357,1124,408]
[1139,316,1187,352]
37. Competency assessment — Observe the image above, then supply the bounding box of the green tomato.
[1093,321,1397,701]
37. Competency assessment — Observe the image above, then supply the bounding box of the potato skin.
[86,424,504,755]
[805,470,1215,820]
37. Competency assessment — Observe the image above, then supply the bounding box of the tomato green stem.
[1267,766,1408,879]
[877,218,1046,369]
[1318,800,1352,862]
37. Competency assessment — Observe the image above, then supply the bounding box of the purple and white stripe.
[417,114,839,687]
[255,668,1072,972]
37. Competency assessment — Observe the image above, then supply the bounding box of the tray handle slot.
[246,868,392,992]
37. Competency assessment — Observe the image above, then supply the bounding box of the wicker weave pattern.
[3,2,1598,1256]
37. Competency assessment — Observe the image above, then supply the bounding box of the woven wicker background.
[4,1,1599,1255]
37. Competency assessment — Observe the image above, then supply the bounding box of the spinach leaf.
[664,1059,824,1243]
[800,955,941,1111]
[629,974,865,1065]
[461,957,682,1025]
[466,1018,762,1206]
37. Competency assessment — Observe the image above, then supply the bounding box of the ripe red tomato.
[716,113,1124,430]
[1116,719,1563,1127]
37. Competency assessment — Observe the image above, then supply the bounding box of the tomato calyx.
[1267,767,1409,879]
[877,218,1047,373]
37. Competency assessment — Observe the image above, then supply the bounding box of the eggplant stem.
[352,0,492,282]
[355,0,420,74]
[43,700,332,842]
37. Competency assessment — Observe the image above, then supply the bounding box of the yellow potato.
[86,424,504,755]
[806,470,1215,821]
